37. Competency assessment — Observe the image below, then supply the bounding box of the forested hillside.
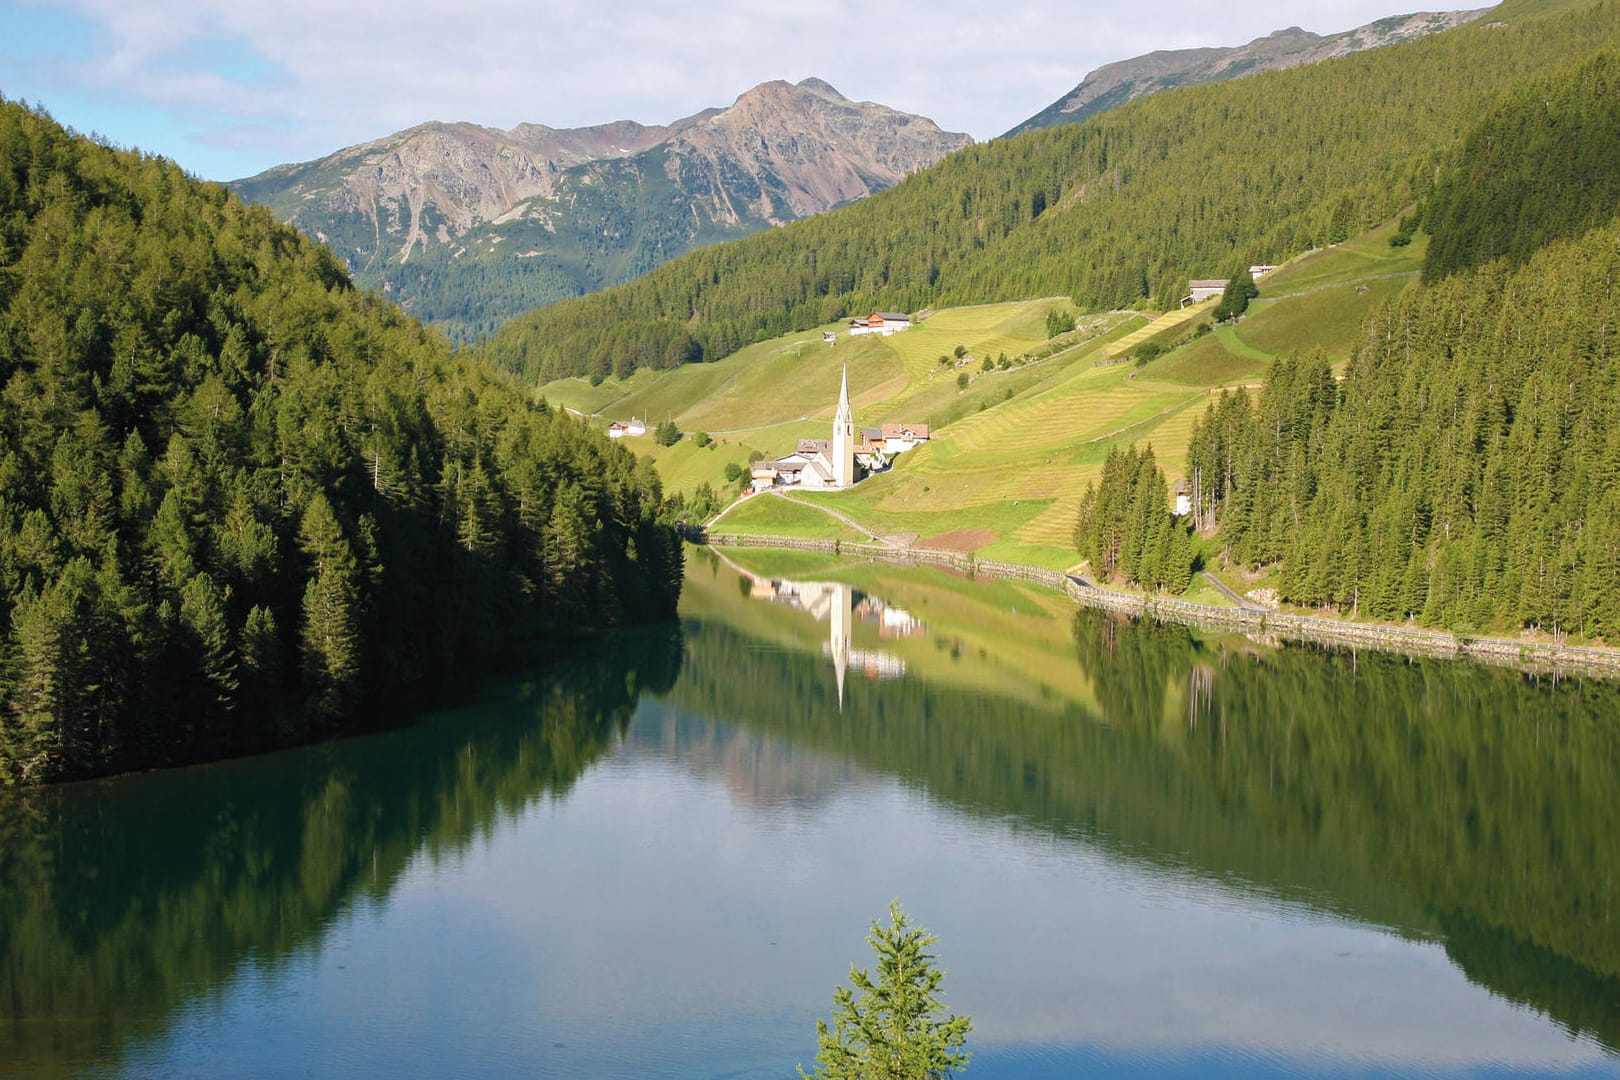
[1005,10,1482,136]
[1177,50,1620,638]
[0,100,682,785]
[485,0,1620,384]
[1423,51,1620,280]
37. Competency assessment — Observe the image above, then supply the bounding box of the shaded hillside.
[0,99,682,784]
[484,0,1620,385]
[1423,51,1620,280]
[1005,9,1484,136]
[233,80,969,342]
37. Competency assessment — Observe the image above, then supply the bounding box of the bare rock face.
[666,79,971,222]
[231,81,969,339]
[1006,9,1488,136]
[233,117,682,266]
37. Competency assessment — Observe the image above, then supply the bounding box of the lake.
[3,545,1618,1079]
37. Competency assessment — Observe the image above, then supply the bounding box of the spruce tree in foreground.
[801,901,972,1080]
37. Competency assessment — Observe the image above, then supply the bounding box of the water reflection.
[722,549,919,704]
[678,550,1620,1060]
[1,551,1617,1078]
[0,626,683,1078]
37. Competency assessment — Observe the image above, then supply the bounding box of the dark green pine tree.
[298,494,361,724]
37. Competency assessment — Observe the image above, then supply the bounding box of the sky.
[0,0,1446,182]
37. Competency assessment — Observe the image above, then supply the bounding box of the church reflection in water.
[730,560,922,707]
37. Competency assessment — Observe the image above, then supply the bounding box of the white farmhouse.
[847,312,913,336]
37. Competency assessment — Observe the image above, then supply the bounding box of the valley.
[551,220,1427,569]
[6,0,1620,1076]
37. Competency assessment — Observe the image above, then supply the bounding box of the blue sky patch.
[0,2,100,64]
[161,36,286,89]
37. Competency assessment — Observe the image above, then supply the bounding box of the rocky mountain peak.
[795,77,849,101]
[231,78,969,341]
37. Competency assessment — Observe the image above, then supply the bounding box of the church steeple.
[832,582,850,711]
[832,365,855,488]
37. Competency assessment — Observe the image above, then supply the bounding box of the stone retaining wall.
[700,532,1620,677]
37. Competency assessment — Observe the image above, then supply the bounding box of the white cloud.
[8,0,1439,179]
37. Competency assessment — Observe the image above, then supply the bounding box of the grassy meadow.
[540,219,1424,570]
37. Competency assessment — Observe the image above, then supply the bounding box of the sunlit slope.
[794,356,1211,565]
[490,0,1620,386]
[609,222,1423,563]
[541,298,1121,469]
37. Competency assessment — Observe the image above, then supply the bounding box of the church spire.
[832,365,855,487]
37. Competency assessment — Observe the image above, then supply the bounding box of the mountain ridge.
[479,0,1619,384]
[231,79,971,341]
[1006,8,1488,135]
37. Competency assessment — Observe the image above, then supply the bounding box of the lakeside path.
[705,489,902,547]
[694,522,1620,679]
[1201,570,1265,611]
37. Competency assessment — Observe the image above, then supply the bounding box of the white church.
[750,366,858,491]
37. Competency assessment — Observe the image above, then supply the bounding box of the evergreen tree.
[297,494,360,722]
[1212,274,1259,321]
[800,901,972,1080]
[0,99,684,783]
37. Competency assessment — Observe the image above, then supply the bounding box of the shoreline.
[693,531,1620,679]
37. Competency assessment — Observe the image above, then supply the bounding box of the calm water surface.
[4,546,1619,1078]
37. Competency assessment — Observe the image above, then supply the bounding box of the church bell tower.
[832,365,855,488]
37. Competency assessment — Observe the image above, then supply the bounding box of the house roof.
[797,438,831,456]
[1189,279,1230,289]
[881,423,930,439]
[872,312,911,321]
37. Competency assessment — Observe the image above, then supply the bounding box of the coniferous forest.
[0,100,683,784]
[1182,52,1620,638]
[483,0,1619,384]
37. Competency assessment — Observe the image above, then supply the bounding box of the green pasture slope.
[541,221,1424,568]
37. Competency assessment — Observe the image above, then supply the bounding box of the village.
[607,311,932,495]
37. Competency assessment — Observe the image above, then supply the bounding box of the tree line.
[1072,444,1195,592]
[0,99,683,784]
[1180,50,1620,639]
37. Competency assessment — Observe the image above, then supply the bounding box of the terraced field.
[1101,301,1214,359]
[540,219,1422,564]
